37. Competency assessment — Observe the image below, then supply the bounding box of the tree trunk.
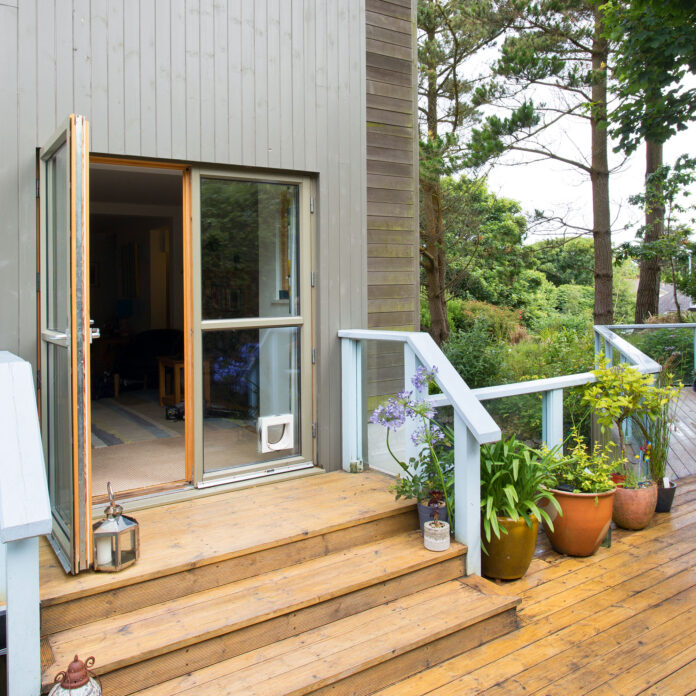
[591,8,613,325]
[634,140,664,323]
[421,176,449,346]
[420,23,449,346]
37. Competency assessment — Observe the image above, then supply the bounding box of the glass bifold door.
[192,171,314,485]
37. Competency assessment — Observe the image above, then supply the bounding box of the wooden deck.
[374,474,696,696]
[668,388,696,479]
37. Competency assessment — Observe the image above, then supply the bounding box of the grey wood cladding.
[366,0,419,334]
[1,0,418,471]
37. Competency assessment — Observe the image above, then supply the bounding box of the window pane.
[200,179,299,320]
[203,327,301,472]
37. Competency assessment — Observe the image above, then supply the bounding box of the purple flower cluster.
[411,365,438,391]
[410,422,445,447]
[369,398,407,431]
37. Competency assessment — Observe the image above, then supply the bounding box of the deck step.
[40,472,417,635]
[132,578,519,696]
[41,532,467,695]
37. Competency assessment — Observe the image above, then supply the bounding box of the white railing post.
[0,353,52,696]
[454,413,481,576]
[5,538,41,694]
[341,338,363,470]
[541,388,564,453]
[403,344,424,467]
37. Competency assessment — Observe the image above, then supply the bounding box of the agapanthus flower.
[411,365,438,391]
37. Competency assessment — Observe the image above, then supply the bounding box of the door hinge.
[311,271,316,288]
[36,178,40,199]
[309,197,315,214]
[312,347,316,364]
[36,272,40,292]
[312,422,317,438]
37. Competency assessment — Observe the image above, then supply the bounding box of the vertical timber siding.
[365,0,419,409]
[1,0,368,471]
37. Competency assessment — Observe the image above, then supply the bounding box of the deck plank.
[373,474,696,696]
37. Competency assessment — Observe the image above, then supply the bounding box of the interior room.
[89,163,186,498]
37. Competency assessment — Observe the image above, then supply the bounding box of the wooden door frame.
[88,155,195,490]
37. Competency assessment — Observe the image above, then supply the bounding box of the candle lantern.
[92,482,139,572]
[48,655,101,695]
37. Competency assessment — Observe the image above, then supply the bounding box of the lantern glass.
[92,483,140,571]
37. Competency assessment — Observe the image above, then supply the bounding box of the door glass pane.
[202,327,301,472]
[47,342,73,537]
[48,143,70,331]
[200,179,299,320]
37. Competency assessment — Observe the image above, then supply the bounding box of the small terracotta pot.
[613,482,657,530]
[656,482,677,513]
[482,515,538,580]
[542,488,615,557]
[424,520,450,551]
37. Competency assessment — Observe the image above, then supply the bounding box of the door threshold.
[93,465,324,515]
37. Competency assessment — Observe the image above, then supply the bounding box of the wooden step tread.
[40,470,414,606]
[133,579,520,696]
[41,531,465,686]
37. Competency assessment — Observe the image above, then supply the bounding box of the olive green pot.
[481,515,538,580]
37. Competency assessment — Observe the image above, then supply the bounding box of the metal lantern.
[48,655,102,695]
[92,482,140,572]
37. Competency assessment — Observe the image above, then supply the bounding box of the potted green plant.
[645,365,679,512]
[480,435,560,580]
[582,359,679,530]
[370,366,454,536]
[542,432,616,557]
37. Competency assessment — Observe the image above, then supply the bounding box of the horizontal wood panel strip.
[368,378,406,397]
[368,108,414,128]
[367,65,412,87]
[368,272,417,286]
[367,352,405,371]
[368,284,418,299]
[368,298,417,313]
[367,159,413,178]
[365,10,412,35]
[368,231,417,246]
[369,311,417,327]
[368,187,414,204]
[368,365,404,382]
[367,146,414,164]
[368,216,416,232]
[368,257,416,272]
[368,173,415,191]
[367,50,412,76]
[366,23,412,49]
[367,93,413,115]
[368,121,413,140]
[367,202,414,218]
[379,0,413,8]
[367,79,413,102]
[366,0,411,21]
[367,38,412,62]
[367,134,412,154]
[368,243,415,258]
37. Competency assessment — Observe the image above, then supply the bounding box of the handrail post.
[454,413,481,576]
[541,389,564,453]
[403,344,423,467]
[5,538,41,695]
[341,338,363,470]
[594,331,602,367]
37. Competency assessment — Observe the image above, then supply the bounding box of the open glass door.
[39,115,92,573]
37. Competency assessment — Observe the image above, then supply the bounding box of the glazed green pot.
[482,515,538,580]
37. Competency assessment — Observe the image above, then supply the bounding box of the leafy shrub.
[622,322,693,384]
[446,297,525,343]
[546,431,616,494]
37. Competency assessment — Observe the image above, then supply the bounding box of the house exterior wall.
[0,0,418,472]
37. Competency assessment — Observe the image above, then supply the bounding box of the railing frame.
[339,325,677,578]
[0,353,52,696]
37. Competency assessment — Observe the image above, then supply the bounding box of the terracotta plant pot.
[542,488,615,557]
[423,520,450,551]
[417,501,448,531]
[482,515,538,580]
[613,482,657,530]
[656,482,677,513]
